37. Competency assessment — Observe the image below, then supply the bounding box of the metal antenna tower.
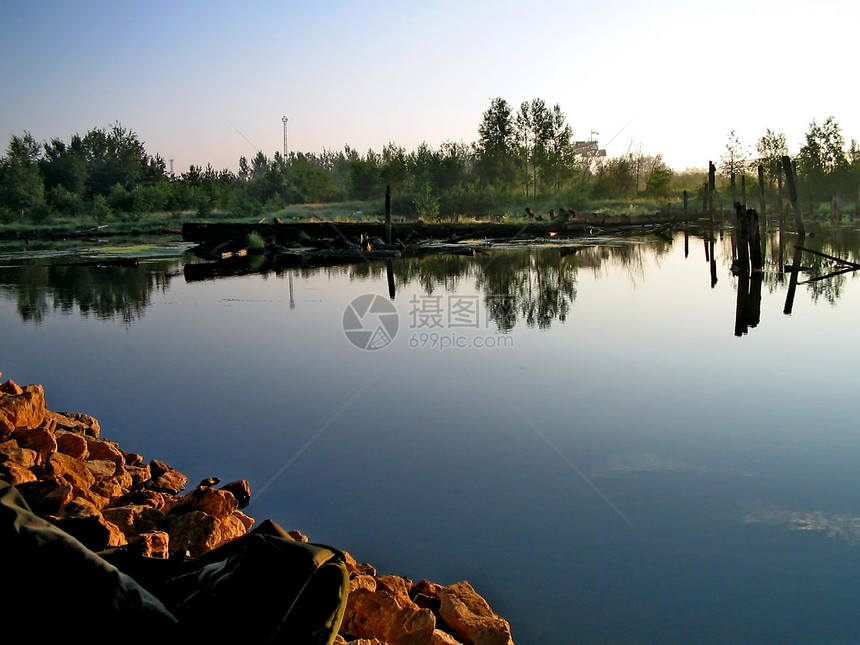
[282,116,288,157]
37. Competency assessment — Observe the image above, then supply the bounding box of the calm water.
[3,226,860,644]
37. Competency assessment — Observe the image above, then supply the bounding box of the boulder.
[0,385,46,429]
[55,430,89,460]
[0,413,14,442]
[42,452,96,491]
[47,508,127,550]
[162,510,221,557]
[169,486,237,518]
[219,479,251,509]
[342,587,436,645]
[130,531,170,558]
[438,582,514,645]
[0,461,37,485]
[84,459,118,480]
[0,379,24,395]
[85,437,125,471]
[432,630,465,645]
[15,478,74,515]
[12,426,56,460]
[145,461,187,494]
[0,441,39,469]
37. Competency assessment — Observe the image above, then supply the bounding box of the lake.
[3,223,860,644]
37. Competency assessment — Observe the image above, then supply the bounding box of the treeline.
[2,100,860,224]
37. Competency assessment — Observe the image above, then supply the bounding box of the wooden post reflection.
[784,237,805,315]
[386,260,396,300]
[735,271,763,336]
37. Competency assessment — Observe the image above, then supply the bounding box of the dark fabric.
[2,480,349,644]
[0,480,179,641]
[101,520,350,644]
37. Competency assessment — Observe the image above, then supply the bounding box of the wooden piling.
[781,156,805,236]
[385,185,392,245]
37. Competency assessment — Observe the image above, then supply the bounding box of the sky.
[2,0,858,175]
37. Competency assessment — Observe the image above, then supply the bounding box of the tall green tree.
[756,129,788,186]
[476,97,517,189]
[515,98,553,196]
[798,116,848,199]
[0,132,45,218]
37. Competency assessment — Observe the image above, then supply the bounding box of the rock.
[431,630,465,645]
[0,413,14,442]
[169,486,237,518]
[219,479,251,509]
[345,550,377,576]
[0,384,46,429]
[121,450,144,466]
[438,582,514,645]
[65,412,100,437]
[84,458,118,480]
[130,531,170,558]
[0,460,37,485]
[350,574,378,593]
[42,452,96,491]
[0,441,39,469]
[11,426,56,460]
[125,464,152,486]
[55,430,89,460]
[376,575,414,604]
[47,509,127,551]
[287,529,309,542]
[112,489,166,510]
[342,587,436,645]
[15,478,74,515]
[146,467,188,495]
[102,506,140,538]
[90,478,126,502]
[161,509,247,557]
[85,437,125,471]
[197,477,220,488]
[0,379,24,395]
[233,510,255,531]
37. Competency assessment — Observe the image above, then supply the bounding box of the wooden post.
[384,185,392,245]
[781,156,805,236]
[778,169,785,225]
[708,162,716,218]
[741,174,747,209]
[735,202,750,273]
[683,190,688,213]
[731,172,737,207]
[758,164,766,224]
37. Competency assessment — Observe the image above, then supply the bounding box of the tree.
[542,104,574,191]
[719,130,749,178]
[515,98,553,196]
[644,155,674,197]
[476,97,517,189]
[0,132,45,218]
[799,116,848,199]
[756,129,788,186]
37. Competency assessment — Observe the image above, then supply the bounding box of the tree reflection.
[0,261,178,325]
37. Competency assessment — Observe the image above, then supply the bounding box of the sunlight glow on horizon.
[2,0,858,175]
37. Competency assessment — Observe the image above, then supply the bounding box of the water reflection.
[3,224,860,333]
[0,260,181,324]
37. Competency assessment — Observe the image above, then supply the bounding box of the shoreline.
[0,372,515,645]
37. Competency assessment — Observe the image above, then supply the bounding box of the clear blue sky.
[2,0,857,174]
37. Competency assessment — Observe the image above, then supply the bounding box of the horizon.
[2,1,858,175]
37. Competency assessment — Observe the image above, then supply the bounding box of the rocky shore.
[0,374,515,645]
